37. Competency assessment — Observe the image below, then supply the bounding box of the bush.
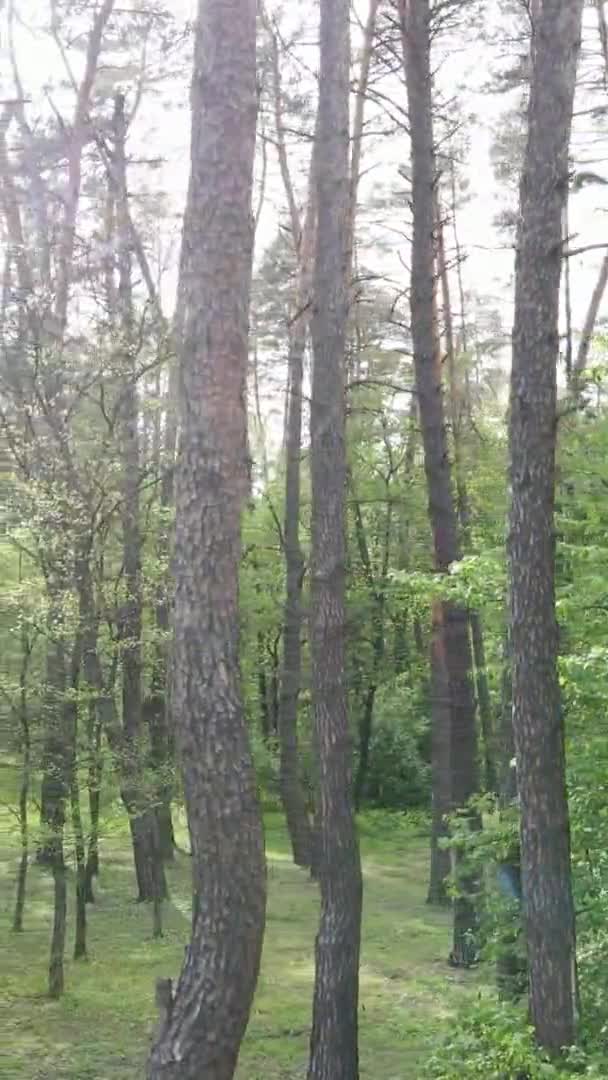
[425,997,606,1079]
[356,676,429,809]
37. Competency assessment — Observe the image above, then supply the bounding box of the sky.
[1,0,607,374]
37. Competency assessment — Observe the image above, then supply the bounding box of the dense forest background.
[1,1,608,1078]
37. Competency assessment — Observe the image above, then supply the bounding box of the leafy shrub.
[358,676,430,809]
[425,997,606,1079]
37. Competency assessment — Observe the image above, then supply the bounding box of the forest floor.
[0,807,487,1079]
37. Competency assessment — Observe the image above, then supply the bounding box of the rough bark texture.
[147,1,266,1076]
[401,0,479,950]
[508,0,583,1053]
[307,2,363,1077]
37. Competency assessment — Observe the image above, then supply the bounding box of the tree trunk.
[350,480,390,812]
[13,622,32,933]
[307,2,363,1077]
[44,620,80,998]
[573,252,608,386]
[496,627,526,1001]
[279,286,315,861]
[508,0,583,1052]
[85,700,102,902]
[65,636,86,961]
[71,775,88,960]
[470,611,497,794]
[49,849,67,999]
[113,92,159,903]
[147,1,266,1076]
[400,0,479,955]
[266,25,317,869]
[427,602,452,906]
[436,198,497,796]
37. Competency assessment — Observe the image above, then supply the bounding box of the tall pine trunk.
[400,0,479,959]
[307,2,363,1076]
[508,0,583,1052]
[147,1,266,1075]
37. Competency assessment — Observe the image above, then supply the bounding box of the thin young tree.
[263,11,317,868]
[307,0,363,1076]
[508,0,584,1053]
[147,0,266,1075]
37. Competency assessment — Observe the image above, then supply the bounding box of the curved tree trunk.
[147,1,266,1075]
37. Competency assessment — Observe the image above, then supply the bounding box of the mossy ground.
[0,806,486,1079]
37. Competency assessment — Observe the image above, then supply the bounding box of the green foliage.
[425,997,607,1079]
[363,677,430,809]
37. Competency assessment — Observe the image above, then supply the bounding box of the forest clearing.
[1,811,480,1080]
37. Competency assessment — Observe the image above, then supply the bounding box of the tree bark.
[53,0,115,335]
[307,2,363,1077]
[44,615,80,998]
[277,174,316,870]
[263,15,317,870]
[113,92,159,903]
[496,626,526,1001]
[436,198,497,795]
[350,477,390,811]
[400,0,479,955]
[573,254,608,385]
[13,620,33,932]
[84,698,102,902]
[508,0,583,1052]
[427,600,452,906]
[147,1,266,1076]
[71,758,88,961]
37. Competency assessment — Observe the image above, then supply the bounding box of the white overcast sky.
[1,0,607,349]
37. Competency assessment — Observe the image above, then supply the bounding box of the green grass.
[0,808,486,1079]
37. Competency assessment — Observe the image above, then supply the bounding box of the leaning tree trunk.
[400,0,479,960]
[147,0,266,1076]
[307,2,363,1077]
[508,0,583,1053]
